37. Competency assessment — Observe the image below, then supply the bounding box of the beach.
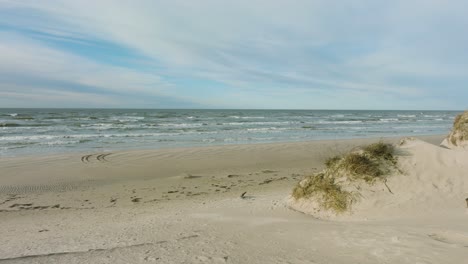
[1,135,467,263]
[2,0,468,263]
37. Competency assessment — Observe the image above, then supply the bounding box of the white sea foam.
[110,116,145,122]
[222,121,291,126]
[380,118,399,122]
[398,114,417,118]
[227,115,266,119]
[245,127,286,132]
[318,120,363,124]
[241,116,265,119]
[158,123,204,128]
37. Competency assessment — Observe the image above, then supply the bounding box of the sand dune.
[289,137,468,221]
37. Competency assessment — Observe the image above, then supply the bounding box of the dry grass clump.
[292,173,354,213]
[291,141,398,214]
[363,141,396,164]
[327,141,397,183]
[325,155,341,168]
[341,152,382,182]
[450,111,468,146]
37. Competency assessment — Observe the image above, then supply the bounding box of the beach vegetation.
[363,141,396,164]
[292,173,355,213]
[450,111,468,146]
[291,141,398,213]
[341,152,382,182]
[325,155,341,168]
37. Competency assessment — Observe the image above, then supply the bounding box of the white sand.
[0,135,467,263]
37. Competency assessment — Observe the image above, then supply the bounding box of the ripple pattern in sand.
[0,183,79,194]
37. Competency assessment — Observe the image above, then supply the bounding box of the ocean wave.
[245,127,286,132]
[226,115,265,119]
[158,123,204,128]
[423,115,444,118]
[39,140,80,146]
[319,120,363,124]
[0,123,22,127]
[330,114,346,118]
[379,118,399,122]
[0,135,65,141]
[241,116,265,119]
[223,136,276,142]
[110,116,145,122]
[201,136,276,143]
[0,122,50,127]
[0,109,458,157]
[153,114,176,119]
[0,133,170,142]
[4,141,38,146]
[221,121,291,126]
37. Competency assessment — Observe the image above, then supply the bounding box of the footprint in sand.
[192,255,228,263]
[131,197,141,203]
[183,174,203,179]
[428,231,468,247]
[261,170,278,174]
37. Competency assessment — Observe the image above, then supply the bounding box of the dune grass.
[327,141,396,182]
[341,153,382,182]
[292,173,353,213]
[450,111,468,145]
[363,141,396,164]
[325,155,341,168]
[292,141,397,213]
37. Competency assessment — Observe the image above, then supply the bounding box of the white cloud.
[0,86,119,107]
[0,32,170,94]
[0,0,468,109]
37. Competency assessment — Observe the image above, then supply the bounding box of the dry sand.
[0,135,467,264]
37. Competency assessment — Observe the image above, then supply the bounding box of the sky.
[0,0,467,110]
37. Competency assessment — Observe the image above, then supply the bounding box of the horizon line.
[0,107,465,111]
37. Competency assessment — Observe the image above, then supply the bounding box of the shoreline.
[0,133,446,160]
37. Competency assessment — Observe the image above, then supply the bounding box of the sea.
[0,109,459,157]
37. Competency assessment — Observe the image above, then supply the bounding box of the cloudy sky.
[0,0,467,109]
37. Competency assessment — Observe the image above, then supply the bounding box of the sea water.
[0,109,459,157]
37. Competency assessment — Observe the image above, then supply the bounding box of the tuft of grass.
[341,152,382,182]
[292,173,354,213]
[327,141,396,183]
[325,155,341,168]
[363,141,396,164]
[450,111,468,145]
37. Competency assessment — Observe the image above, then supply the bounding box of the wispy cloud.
[0,86,119,107]
[0,0,467,109]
